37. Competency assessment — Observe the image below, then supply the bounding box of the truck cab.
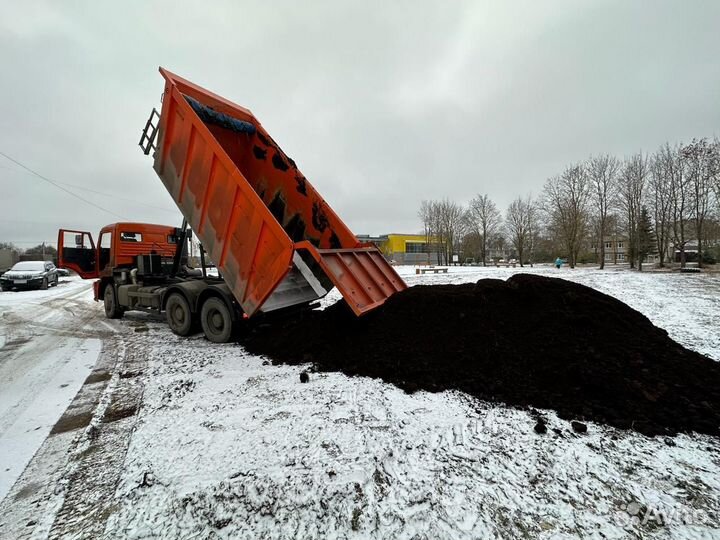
[58,222,242,343]
[59,222,179,293]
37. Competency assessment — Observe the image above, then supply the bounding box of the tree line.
[419,137,720,269]
[0,242,57,257]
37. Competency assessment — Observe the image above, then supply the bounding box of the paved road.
[0,278,149,539]
[0,279,100,498]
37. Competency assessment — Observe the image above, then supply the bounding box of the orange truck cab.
[59,221,246,343]
[59,223,179,300]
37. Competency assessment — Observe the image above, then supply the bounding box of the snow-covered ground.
[1,266,719,539]
[0,277,99,501]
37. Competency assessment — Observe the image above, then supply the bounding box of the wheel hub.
[210,311,224,331]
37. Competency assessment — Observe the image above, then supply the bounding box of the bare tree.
[587,154,620,269]
[648,145,673,266]
[469,194,502,266]
[682,138,714,267]
[506,196,536,267]
[419,200,435,247]
[617,153,649,269]
[418,200,443,263]
[526,201,540,266]
[418,199,468,265]
[713,138,720,212]
[418,200,432,240]
[437,199,470,265]
[543,164,591,268]
[666,145,692,267]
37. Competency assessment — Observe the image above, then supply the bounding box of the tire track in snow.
[45,335,148,540]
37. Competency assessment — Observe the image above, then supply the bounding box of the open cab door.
[58,229,98,279]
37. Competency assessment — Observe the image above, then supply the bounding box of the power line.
[52,181,178,214]
[0,150,128,220]
[0,168,178,214]
[0,155,177,214]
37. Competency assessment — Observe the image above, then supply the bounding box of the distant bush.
[578,252,596,264]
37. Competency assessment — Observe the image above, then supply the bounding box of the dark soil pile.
[243,274,720,437]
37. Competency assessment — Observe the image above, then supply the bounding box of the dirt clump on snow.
[243,274,720,437]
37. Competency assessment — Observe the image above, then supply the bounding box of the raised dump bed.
[147,68,406,316]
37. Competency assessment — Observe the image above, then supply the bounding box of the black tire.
[104,284,124,319]
[166,293,194,336]
[52,275,59,287]
[41,277,48,290]
[200,297,233,343]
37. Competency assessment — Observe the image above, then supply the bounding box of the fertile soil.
[243,274,720,437]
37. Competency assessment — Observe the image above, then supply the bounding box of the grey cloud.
[1,0,718,246]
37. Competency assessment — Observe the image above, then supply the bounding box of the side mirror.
[173,227,192,240]
[75,234,84,247]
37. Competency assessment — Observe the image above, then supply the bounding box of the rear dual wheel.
[166,293,194,336]
[200,297,233,344]
[165,293,234,343]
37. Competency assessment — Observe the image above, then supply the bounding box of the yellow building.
[357,233,440,264]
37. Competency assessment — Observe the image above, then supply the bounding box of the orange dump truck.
[60,68,406,343]
[146,67,406,313]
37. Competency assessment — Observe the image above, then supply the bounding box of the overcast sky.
[1,1,719,248]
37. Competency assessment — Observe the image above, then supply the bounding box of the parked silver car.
[0,261,59,291]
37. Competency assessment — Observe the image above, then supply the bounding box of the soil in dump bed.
[243,274,720,437]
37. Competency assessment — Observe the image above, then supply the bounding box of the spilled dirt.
[243,274,720,437]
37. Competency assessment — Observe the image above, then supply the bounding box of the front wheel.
[104,284,124,319]
[41,277,48,290]
[200,297,233,343]
[166,293,194,336]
